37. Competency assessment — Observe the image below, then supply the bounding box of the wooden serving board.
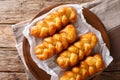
[23,4,110,80]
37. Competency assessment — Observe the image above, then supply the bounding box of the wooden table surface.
[0,0,120,80]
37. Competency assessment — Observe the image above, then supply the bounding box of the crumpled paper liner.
[22,4,113,80]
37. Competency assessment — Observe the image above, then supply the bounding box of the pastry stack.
[30,6,105,80]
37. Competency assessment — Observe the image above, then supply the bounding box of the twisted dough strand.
[57,32,97,68]
[35,24,77,60]
[60,54,105,80]
[30,6,77,38]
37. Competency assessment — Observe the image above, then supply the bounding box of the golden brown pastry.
[56,32,97,68]
[60,54,105,80]
[35,24,77,60]
[30,6,77,38]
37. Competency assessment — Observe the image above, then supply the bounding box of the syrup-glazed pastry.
[35,24,77,60]
[60,54,105,80]
[57,32,97,68]
[30,6,77,38]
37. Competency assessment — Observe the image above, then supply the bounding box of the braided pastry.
[56,32,97,68]
[35,24,77,60]
[30,6,77,38]
[60,54,105,80]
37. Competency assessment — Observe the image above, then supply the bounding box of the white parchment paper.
[23,4,113,80]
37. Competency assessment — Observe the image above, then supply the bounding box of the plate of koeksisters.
[23,3,113,80]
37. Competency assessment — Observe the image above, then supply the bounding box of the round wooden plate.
[23,4,110,80]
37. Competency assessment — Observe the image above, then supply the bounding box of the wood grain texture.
[0,47,25,72]
[0,72,28,80]
[0,0,93,24]
[0,47,28,79]
[0,26,16,47]
[0,25,27,79]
